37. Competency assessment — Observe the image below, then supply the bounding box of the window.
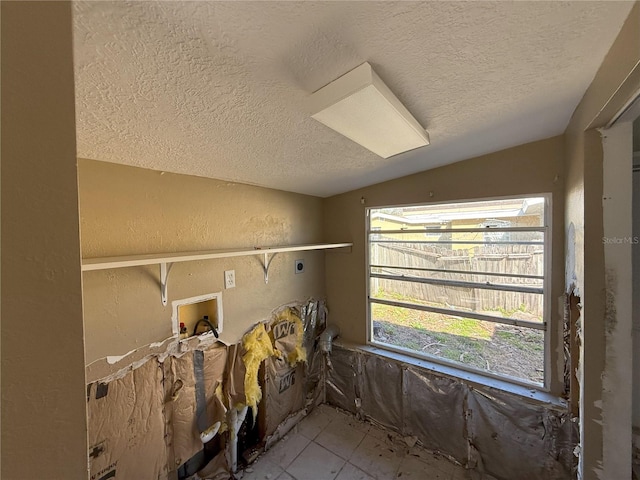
[367,196,549,386]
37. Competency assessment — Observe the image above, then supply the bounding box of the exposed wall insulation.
[87,296,577,480]
[326,344,576,480]
[260,304,322,439]
[261,360,306,438]
[88,360,168,480]
[86,300,327,479]
[241,323,274,418]
[270,307,306,365]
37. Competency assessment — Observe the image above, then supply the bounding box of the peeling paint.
[566,222,578,296]
[106,348,138,365]
[604,269,617,336]
[600,121,634,479]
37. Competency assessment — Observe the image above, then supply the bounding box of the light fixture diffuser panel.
[309,62,429,158]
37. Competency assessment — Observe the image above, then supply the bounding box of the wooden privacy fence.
[371,243,544,317]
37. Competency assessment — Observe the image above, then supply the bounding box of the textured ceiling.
[73,1,634,197]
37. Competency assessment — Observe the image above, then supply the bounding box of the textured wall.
[563,3,640,478]
[323,136,566,395]
[1,2,88,478]
[79,159,326,366]
[634,129,640,429]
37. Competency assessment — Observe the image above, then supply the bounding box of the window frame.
[365,193,553,391]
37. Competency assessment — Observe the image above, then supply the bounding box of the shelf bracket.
[260,252,277,284]
[160,262,173,306]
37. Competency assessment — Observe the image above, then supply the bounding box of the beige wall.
[79,159,326,367]
[324,135,566,394]
[1,2,89,479]
[563,3,640,479]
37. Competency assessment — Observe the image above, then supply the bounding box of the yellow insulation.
[271,308,307,366]
[241,323,274,418]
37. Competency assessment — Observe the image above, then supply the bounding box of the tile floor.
[240,404,470,480]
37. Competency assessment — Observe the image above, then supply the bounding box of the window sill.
[341,342,567,410]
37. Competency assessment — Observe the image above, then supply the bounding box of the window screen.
[368,196,548,385]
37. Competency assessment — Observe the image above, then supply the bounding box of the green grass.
[446,318,491,339]
[495,329,544,352]
[371,290,544,383]
[495,331,516,340]
[372,302,490,340]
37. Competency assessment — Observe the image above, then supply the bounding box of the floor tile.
[248,405,470,480]
[242,457,284,480]
[316,404,342,420]
[397,454,450,479]
[286,442,345,480]
[451,467,472,479]
[333,409,370,435]
[407,447,455,475]
[263,431,311,469]
[316,418,366,460]
[366,423,401,445]
[334,462,375,480]
[297,408,334,440]
[277,473,295,480]
[349,434,404,480]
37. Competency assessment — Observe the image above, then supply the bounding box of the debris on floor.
[238,404,471,480]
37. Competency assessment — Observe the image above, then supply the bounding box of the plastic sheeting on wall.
[326,346,359,413]
[326,344,577,480]
[260,300,326,440]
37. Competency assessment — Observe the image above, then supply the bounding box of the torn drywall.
[85,298,578,480]
[86,299,327,480]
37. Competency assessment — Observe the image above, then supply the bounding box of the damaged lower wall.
[563,4,640,478]
[327,344,576,480]
[87,301,326,480]
[88,299,576,480]
[78,159,326,365]
[88,360,168,480]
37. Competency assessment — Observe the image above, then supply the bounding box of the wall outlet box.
[224,270,236,289]
[295,259,304,274]
[173,292,224,339]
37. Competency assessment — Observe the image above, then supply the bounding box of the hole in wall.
[238,405,261,468]
[567,291,581,417]
[172,292,223,339]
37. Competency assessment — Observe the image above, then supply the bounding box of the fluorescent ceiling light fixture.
[309,62,429,159]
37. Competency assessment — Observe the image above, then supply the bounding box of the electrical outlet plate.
[224,270,236,289]
[295,259,304,274]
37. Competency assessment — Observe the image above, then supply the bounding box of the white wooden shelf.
[82,243,352,305]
